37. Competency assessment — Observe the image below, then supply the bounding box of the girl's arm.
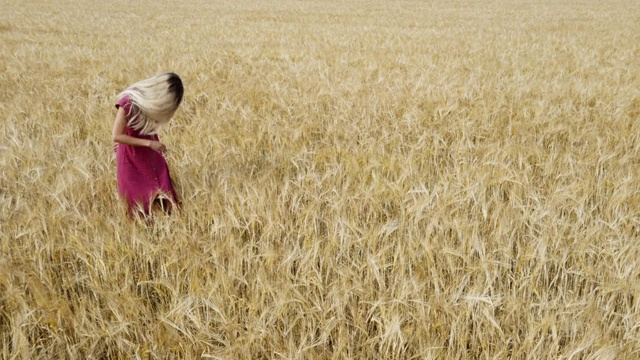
[112,107,166,153]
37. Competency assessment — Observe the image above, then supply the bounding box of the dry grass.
[1,0,640,358]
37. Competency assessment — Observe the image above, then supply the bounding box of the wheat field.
[1,0,640,358]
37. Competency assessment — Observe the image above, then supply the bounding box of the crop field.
[1,0,640,358]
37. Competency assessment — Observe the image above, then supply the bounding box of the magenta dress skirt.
[115,97,179,215]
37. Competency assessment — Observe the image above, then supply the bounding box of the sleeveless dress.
[115,96,179,215]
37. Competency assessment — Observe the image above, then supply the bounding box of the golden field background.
[1,0,640,358]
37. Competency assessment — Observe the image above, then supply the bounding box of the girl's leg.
[151,195,173,215]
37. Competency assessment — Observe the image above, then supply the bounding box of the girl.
[112,72,184,216]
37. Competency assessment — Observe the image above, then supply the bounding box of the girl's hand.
[148,141,167,154]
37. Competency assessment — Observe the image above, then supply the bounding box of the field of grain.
[1,0,640,358]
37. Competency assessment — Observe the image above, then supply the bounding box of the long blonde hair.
[117,72,184,135]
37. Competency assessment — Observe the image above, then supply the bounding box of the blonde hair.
[117,72,184,135]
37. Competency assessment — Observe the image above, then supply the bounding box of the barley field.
[1,0,640,358]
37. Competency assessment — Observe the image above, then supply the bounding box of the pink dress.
[115,97,179,215]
